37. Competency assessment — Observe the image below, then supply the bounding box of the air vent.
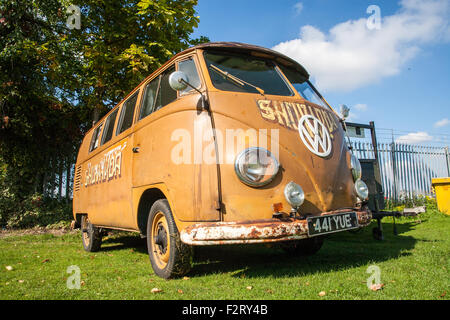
[74,165,82,192]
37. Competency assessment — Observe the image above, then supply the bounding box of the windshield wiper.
[209,64,265,95]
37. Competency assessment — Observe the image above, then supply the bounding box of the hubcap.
[155,225,168,254]
[151,212,170,269]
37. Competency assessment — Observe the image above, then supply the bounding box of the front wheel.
[281,236,324,256]
[147,199,193,279]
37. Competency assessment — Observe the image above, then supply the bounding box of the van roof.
[183,42,310,78]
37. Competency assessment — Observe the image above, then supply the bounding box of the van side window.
[101,109,118,145]
[89,123,103,152]
[178,58,201,94]
[116,91,139,135]
[154,66,176,111]
[139,77,161,120]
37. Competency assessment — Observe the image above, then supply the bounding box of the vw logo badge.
[298,115,332,157]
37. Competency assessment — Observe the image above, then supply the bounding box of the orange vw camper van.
[73,42,372,279]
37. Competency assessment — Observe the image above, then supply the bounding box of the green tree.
[70,0,207,121]
[0,0,208,227]
[0,0,83,197]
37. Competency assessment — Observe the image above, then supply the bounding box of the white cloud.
[346,113,359,123]
[396,132,434,144]
[273,0,450,92]
[354,103,368,111]
[434,118,450,128]
[345,103,368,122]
[294,2,304,15]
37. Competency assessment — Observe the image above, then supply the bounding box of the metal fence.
[350,142,450,201]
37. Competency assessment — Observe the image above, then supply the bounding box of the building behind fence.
[350,141,450,201]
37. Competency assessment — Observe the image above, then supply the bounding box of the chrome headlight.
[235,147,279,187]
[284,182,305,208]
[350,154,362,182]
[355,179,369,201]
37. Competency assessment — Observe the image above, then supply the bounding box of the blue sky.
[192,0,450,145]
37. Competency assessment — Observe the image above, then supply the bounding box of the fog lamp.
[355,179,369,201]
[284,182,305,208]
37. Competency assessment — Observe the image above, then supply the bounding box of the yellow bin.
[432,178,450,215]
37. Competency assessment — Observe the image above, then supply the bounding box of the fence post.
[446,147,450,177]
[390,142,398,203]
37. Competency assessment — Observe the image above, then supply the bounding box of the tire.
[81,215,102,252]
[146,199,193,279]
[281,236,324,256]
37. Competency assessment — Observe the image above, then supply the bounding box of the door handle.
[132,147,140,153]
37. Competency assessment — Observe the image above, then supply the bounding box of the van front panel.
[206,90,357,222]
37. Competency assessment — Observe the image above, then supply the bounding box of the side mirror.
[340,104,350,120]
[169,71,189,91]
[169,70,209,111]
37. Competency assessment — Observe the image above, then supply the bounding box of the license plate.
[307,212,359,237]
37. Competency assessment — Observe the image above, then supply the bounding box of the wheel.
[281,236,324,256]
[81,215,102,252]
[146,199,193,279]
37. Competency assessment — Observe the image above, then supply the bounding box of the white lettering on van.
[256,99,338,139]
[84,142,127,187]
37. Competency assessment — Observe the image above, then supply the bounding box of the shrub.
[0,192,72,229]
[384,194,435,211]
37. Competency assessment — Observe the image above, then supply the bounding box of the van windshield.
[203,51,293,96]
[278,65,329,109]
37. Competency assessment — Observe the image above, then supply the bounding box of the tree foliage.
[0,0,83,197]
[0,0,208,226]
[70,0,205,119]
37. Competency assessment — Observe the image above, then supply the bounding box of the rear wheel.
[281,236,324,256]
[81,216,102,252]
[147,199,192,279]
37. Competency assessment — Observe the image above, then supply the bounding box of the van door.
[132,59,220,222]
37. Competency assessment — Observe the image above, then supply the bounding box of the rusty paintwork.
[73,42,371,244]
[180,207,371,245]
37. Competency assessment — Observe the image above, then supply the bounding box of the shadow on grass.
[96,220,420,278]
[101,234,147,254]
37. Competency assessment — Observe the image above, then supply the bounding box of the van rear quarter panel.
[73,130,136,229]
[73,131,93,218]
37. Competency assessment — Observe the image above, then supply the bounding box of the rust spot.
[247,228,260,238]
[272,202,283,213]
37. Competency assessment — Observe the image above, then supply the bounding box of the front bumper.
[180,207,372,245]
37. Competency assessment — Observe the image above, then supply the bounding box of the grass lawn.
[1,209,449,300]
